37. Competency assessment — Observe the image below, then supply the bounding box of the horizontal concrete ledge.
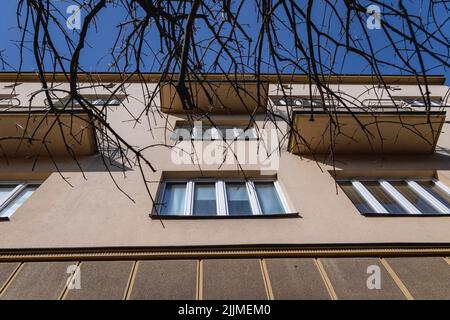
[362,213,450,217]
[150,212,301,220]
[0,244,449,262]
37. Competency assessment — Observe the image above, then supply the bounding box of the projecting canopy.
[289,111,446,155]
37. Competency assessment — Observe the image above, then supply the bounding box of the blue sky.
[0,1,448,83]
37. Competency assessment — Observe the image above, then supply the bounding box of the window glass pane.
[362,181,405,214]
[0,185,37,218]
[91,99,104,105]
[0,185,16,204]
[416,181,450,208]
[108,99,121,106]
[339,181,372,213]
[254,182,285,214]
[160,183,186,215]
[193,183,217,216]
[390,181,436,213]
[225,182,252,215]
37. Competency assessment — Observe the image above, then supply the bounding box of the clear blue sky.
[0,0,448,83]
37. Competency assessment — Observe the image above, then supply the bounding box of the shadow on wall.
[298,152,450,171]
[0,153,133,174]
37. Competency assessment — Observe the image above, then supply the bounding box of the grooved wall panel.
[320,258,405,300]
[64,261,133,300]
[266,258,330,299]
[1,261,76,300]
[386,257,450,300]
[203,259,266,300]
[129,260,197,300]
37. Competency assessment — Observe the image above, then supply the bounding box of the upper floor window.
[172,124,257,141]
[0,182,41,219]
[52,95,123,108]
[0,95,19,107]
[156,179,289,217]
[270,95,447,109]
[400,97,445,107]
[339,178,450,215]
[270,96,325,107]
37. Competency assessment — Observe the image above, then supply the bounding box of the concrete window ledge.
[362,213,450,217]
[149,212,301,220]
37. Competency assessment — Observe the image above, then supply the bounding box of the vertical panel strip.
[123,260,139,300]
[260,259,274,300]
[196,260,203,300]
[444,257,450,266]
[380,258,414,300]
[314,258,338,300]
[0,262,23,298]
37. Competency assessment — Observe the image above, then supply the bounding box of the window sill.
[150,212,301,220]
[172,138,260,142]
[361,213,450,217]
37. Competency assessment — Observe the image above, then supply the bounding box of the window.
[271,95,448,109]
[172,125,257,141]
[270,96,324,107]
[254,181,285,214]
[89,98,122,106]
[55,95,122,108]
[0,95,18,107]
[339,178,450,215]
[157,179,289,217]
[193,183,217,216]
[225,182,252,215]
[402,98,444,107]
[0,182,40,219]
[159,183,186,216]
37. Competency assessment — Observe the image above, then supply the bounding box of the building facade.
[0,73,449,300]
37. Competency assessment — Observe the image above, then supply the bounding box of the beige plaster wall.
[0,81,449,249]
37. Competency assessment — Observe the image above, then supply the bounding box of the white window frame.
[340,178,450,215]
[190,180,219,216]
[379,180,421,214]
[406,179,450,214]
[156,180,190,216]
[91,99,104,106]
[350,179,389,214]
[0,181,41,219]
[434,179,450,195]
[156,178,289,217]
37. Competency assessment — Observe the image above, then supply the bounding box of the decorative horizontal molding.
[0,72,445,85]
[0,245,449,262]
